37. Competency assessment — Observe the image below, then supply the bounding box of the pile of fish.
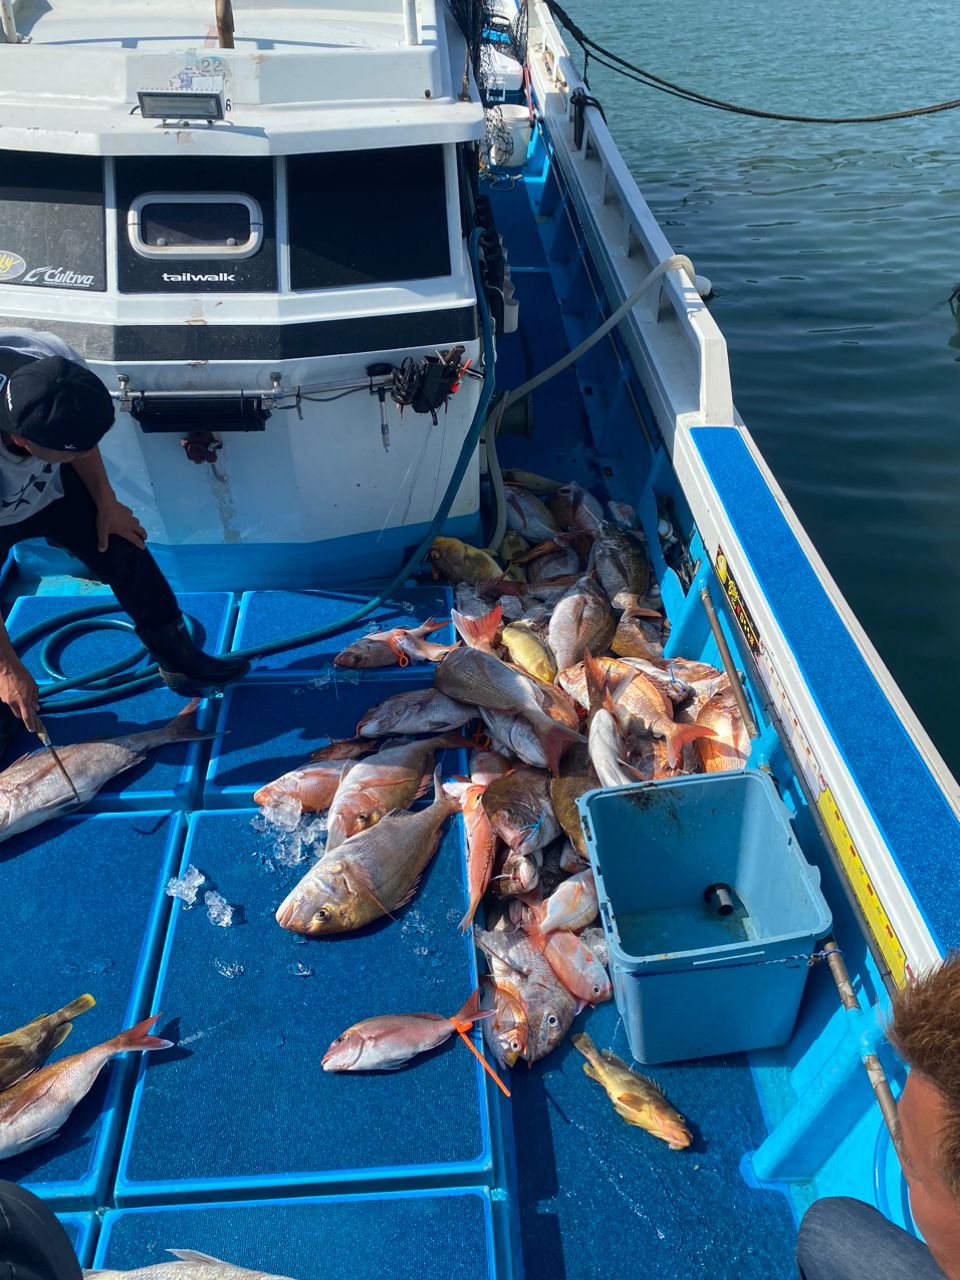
[259,472,748,1139]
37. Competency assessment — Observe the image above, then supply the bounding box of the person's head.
[890,953,960,1265]
[0,353,114,461]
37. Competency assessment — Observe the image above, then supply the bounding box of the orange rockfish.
[572,1033,691,1149]
[531,869,599,934]
[334,619,457,668]
[530,927,611,1005]
[254,758,351,815]
[0,1014,171,1160]
[322,989,490,1072]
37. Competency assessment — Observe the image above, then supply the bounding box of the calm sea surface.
[562,0,960,776]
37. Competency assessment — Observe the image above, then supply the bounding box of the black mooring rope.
[545,0,960,124]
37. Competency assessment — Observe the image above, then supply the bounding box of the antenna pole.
[215,0,235,48]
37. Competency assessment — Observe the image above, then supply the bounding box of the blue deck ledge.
[691,427,960,955]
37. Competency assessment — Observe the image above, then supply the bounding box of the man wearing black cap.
[0,331,248,737]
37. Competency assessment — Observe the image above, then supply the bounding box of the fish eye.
[312,908,328,923]
[592,984,602,997]
[546,1014,559,1027]
[510,1038,521,1053]
[429,549,440,560]
[331,1035,343,1045]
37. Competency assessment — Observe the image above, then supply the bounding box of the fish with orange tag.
[333,618,458,669]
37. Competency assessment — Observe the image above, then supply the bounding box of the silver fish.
[83,1252,295,1279]
[591,522,652,607]
[547,575,616,672]
[0,702,212,844]
[474,925,576,1063]
[356,687,475,737]
[504,484,560,543]
[275,768,457,935]
[479,707,549,770]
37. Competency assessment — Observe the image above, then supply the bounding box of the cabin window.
[128,193,263,258]
[0,151,106,292]
[115,156,276,293]
[287,146,450,290]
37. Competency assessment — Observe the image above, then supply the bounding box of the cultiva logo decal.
[23,265,95,289]
[0,252,26,282]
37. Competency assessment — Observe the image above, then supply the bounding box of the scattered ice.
[166,864,206,907]
[260,794,303,833]
[205,891,234,928]
[287,962,315,977]
[309,667,360,689]
[63,956,114,977]
[337,668,359,684]
[309,668,335,689]
[214,959,243,978]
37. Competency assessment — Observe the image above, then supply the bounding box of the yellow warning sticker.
[818,786,909,988]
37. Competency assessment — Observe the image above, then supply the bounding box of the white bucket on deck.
[488,104,531,169]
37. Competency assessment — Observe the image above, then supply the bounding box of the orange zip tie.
[452,1019,511,1098]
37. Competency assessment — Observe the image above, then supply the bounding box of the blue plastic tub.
[0,812,185,1206]
[115,809,491,1203]
[578,770,832,1064]
[93,1190,496,1278]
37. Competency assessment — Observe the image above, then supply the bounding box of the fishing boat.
[0,0,957,1276]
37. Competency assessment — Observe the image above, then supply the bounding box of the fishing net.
[444,0,529,161]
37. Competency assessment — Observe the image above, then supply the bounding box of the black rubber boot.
[0,1180,83,1278]
[136,615,250,696]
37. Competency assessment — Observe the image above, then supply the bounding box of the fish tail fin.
[108,1013,173,1055]
[452,987,495,1027]
[57,993,96,1022]
[452,604,503,650]
[457,891,482,933]
[664,722,717,769]
[571,1031,603,1069]
[620,593,662,620]
[478,572,522,599]
[164,698,218,744]
[536,717,581,777]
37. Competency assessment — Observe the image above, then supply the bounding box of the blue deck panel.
[4,593,234,811]
[233,586,456,677]
[691,427,960,953]
[205,676,471,807]
[58,1212,96,1268]
[0,812,185,1207]
[116,809,491,1202]
[510,996,798,1280]
[94,1191,495,1278]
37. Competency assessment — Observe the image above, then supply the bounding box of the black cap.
[0,354,115,453]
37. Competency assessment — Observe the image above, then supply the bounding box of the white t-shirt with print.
[0,329,88,528]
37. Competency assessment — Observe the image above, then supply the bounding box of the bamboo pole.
[215,0,235,49]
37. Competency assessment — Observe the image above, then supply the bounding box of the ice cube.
[165,864,206,907]
[309,668,334,689]
[261,794,303,833]
[214,959,243,978]
[204,890,234,928]
[287,962,315,977]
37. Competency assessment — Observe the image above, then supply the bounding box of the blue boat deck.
[2,141,918,1279]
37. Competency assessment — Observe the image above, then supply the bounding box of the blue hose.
[31,227,496,714]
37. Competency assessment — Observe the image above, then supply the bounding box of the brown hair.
[889,952,960,1194]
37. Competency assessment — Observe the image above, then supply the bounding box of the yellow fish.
[429,537,503,585]
[501,623,558,683]
[572,1032,692,1149]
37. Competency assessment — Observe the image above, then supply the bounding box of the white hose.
[482,253,697,552]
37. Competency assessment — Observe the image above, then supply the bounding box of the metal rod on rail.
[215,0,235,48]
[821,938,902,1150]
[402,0,419,46]
[699,586,759,739]
[0,0,18,43]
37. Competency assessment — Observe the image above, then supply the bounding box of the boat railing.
[527,0,735,439]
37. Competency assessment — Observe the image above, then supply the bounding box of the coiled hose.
[29,227,497,714]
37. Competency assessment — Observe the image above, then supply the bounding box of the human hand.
[96,499,147,552]
[0,659,40,734]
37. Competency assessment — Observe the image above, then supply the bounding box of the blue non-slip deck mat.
[94,1190,495,1278]
[691,427,960,953]
[510,995,798,1280]
[116,809,490,1201]
[233,587,455,676]
[205,676,472,806]
[4,592,234,810]
[0,811,185,1207]
[57,1213,96,1269]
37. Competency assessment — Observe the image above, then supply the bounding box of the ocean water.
[561,0,960,777]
